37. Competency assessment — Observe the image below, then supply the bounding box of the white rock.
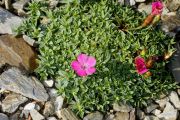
[30,109,44,120]
[47,117,57,120]
[43,79,54,88]
[138,3,151,14]
[177,89,180,96]
[135,0,145,2]
[144,116,159,120]
[24,103,36,110]
[169,91,180,109]
[157,102,178,120]
[23,35,36,47]
[155,97,169,109]
[0,113,9,120]
[113,103,133,112]
[118,0,124,5]
[54,96,64,112]
[145,104,158,113]
[151,109,161,116]
[136,109,145,120]
[130,0,135,6]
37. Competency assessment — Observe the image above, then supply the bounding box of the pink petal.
[76,69,87,77]
[86,56,96,67]
[77,54,88,65]
[138,68,148,75]
[85,67,96,75]
[71,61,81,71]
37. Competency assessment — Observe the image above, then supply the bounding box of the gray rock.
[118,0,124,5]
[83,111,103,120]
[2,93,28,113]
[155,97,169,109]
[0,68,49,101]
[169,91,180,109]
[24,103,36,110]
[166,0,180,12]
[54,96,64,112]
[60,108,80,120]
[136,109,145,120]
[114,112,129,120]
[0,7,23,34]
[138,3,151,14]
[0,113,9,120]
[43,79,54,88]
[113,103,133,112]
[151,109,161,116]
[105,114,114,120]
[135,0,145,2]
[4,0,11,10]
[49,0,58,8]
[12,0,30,10]
[23,35,36,47]
[157,102,178,120]
[48,88,58,98]
[47,117,57,120]
[43,101,55,117]
[30,109,44,120]
[144,116,159,120]
[9,111,21,120]
[145,104,158,113]
[177,89,180,96]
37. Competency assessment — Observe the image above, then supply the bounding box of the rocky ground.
[0,0,180,120]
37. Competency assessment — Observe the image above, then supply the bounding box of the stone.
[4,0,11,10]
[138,3,151,14]
[0,68,49,101]
[0,113,9,120]
[9,111,21,120]
[145,104,158,113]
[23,35,36,47]
[169,91,180,109]
[155,97,169,109]
[0,35,38,71]
[54,96,64,112]
[135,0,145,2]
[0,7,23,34]
[43,101,55,117]
[43,79,54,88]
[129,109,135,120]
[24,102,36,110]
[47,117,57,120]
[2,93,28,113]
[61,108,80,120]
[12,0,30,10]
[118,0,124,5]
[166,0,180,11]
[105,114,114,120]
[136,109,145,120]
[114,112,129,120]
[83,111,103,120]
[177,89,180,96]
[30,109,44,120]
[49,0,58,8]
[157,102,178,120]
[48,88,58,98]
[144,116,159,120]
[129,0,135,6]
[151,109,161,116]
[113,103,133,112]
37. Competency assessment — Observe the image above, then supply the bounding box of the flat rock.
[30,109,44,120]
[12,0,30,10]
[54,96,64,112]
[0,113,9,120]
[113,103,133,112]
[144,116,159,120]
[0,7,23,34]
[9,111,21,120]
[151,109,161,116]
[155,97,169,109]
[145,104,158,113]
[136,109,145,120]
[135,0,145,2]
[2,93,28,113]
[47,117,57,120]
[61,108,80,120]
[166,0,180,11]
[83,111,103,120]
[23,35,36,47]
[157,102,178,120]
[43,79,54,88]
[0,68,49,101]
[114,112,129,120]
[0,35,38,71]
[169,91,180,109]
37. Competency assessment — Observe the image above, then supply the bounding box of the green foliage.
[17,0,177,118]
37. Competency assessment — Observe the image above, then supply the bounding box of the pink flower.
[151,1,163,15]
[71,54,96,77]
[135,57,148,75]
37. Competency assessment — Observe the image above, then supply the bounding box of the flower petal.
[71,61,81,71]
[86,56,96,67]
[77,54,88,65]
[85,67,96,75]
[138,68,148,75]
[76,69,87,77]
